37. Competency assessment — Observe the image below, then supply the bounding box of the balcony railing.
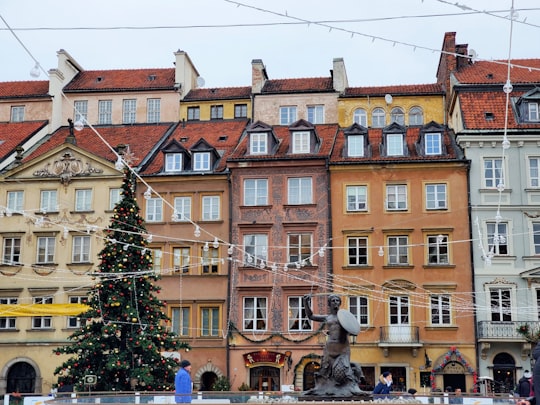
[477,320,540,340]
[379,325,420,344]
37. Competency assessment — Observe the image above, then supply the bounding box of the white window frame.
[202,195,220,221]
[483,157,504,188]
[244,179,268,206]
[243,234,267,265]
[147,98,161,123]
[37,236,55,263]
[72,235,91,263]
[346,185,367,212]
[427,234,449,265]
[292,131,310,154]
[122,99,137,124]
[386,184,407,211]
[390,107,405,125]
[74,100,88,123]
[243,297,267,331]
[425,183,447,210]
[75,189,92,212]
[388,235,409,265]
[98,100,112,124]
[529,102,539,122]
[288,233,312,265]
[533,223,540,255]
[288,177,312,205]
[280,106,297,125]
[40,190,58,212]
[10,106,25,122]
[68,296,87,328]
[307,105,324,124]
[173,247,190,273]
[153,248,162,273]
[250,133,268,154]
[146,198,163,222]
[202,246,219,274]
[347,236,368,266]
[409,107,424,125]
[487,222,509,255]
[425,133,442,155]
[529,157,540,187]
[32,296,53,329]
[193,152,211,171]
[174,196,191,221]
[165,153,183,172]
[7,191,23,213]
[430,294,451,325]
[347,135,364,157]
[353,108,367,127]
[490,288,512,322]
[109,188,122,210]
[0,297,17,329]
[288,296,312,331]
[3,237,21,265]
[386,133,404,156]
[349,296,369,326]
[372,108,385,128]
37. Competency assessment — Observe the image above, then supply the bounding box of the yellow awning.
[0,304,90,317]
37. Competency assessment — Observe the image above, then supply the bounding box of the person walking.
[518,370,533,398]
[373,371,393,398]
[175,360,193,403]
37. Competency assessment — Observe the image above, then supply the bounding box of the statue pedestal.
[299,393,373,402]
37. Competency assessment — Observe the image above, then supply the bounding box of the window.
[409,107,424,126]
[529,157,540,187]
[349,296,369,325]
[7,191,23,213]
[165,153,182,172]
[353,109,367,127]
[109,188,122,210]
[425,184,447,210]
[243,234,267,265]
[202,246,219,274]
[347,237,368,266]
[174,196,191,221]
[147,98,161,123]
[202,195,220,220]
[389,295,409,325]
[37,236,55,263]
[490,288,511,321]
[10,106,25,122]
[3,237,21,265]
[234,104,248,118]
[0,297,17,329]
[146,198,163,222]
[74,100,88,123]
[425,133,442,155]
[32,296,53,329]
[533,223,540,255]
[484,158,504,188]
[98,100,112,124]
[250,133,268,154]
[68,296,87,328]
[487,222,508,255]
[346,185,367,211]
[193,152,211,171]
[430,294,451,325]
[122,99,137,124]
[172,307,190,336]
[307,105,324,124]
[292,131,310,154]
[372,108,385,128]
[529,102,539,121]
[390,107,405,125]
[386,184,407,210]
[75,189,92,212]
[152,249,162,273]
[210,105,223,120]
[386,133,404,156]
[347,135,364,157]
[244,179,268,206]
[288,177,312,205]
[243,297,267,331]
[40,190,58,212]
[388,236,409,265]
[72,236,91,263]
[280,106,297,125]
[173,247,190,273]
[201,307,219,336]
[187,107,200,121]
[427,235,449,265]
[288,297,312,331]
[288,233,312,265]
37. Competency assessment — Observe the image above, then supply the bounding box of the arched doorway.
[302,361,320,391]
[249,366,279,391]
[493,352,515,393]
[7,362,36,393]
[200,371,217,391]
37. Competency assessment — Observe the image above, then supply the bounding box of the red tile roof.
[261,77,334,94]
[24,124,174,166]
[343,83,443,97]
[0,81,50,99]
[141,119,249,175]
[63,69,176,92]
[183,87,251,101]
[0,121,48,161]
[454,59,540,84]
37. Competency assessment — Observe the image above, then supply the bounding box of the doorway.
[249,366,280,391]
[200,371,218,391]
[7,362,36,393]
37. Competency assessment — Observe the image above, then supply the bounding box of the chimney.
[332,57,348,93]
[251,59,268,94]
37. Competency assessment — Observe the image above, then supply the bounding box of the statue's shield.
[337,309,361,336]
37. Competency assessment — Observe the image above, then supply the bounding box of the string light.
[213,237,219,249]
[114,156,124,171]
[194,226,201,238]
[143,188,152,200]
[30,62,40,78]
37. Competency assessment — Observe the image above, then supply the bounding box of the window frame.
[347,135,364,157]
[390,107,405,125]
[174,196,192,222]
[427,234,449,265]
[201,195,220,221]
[425,183,447,210]
[386,133,404,156]
[430,294,452,325]
[109,188,122,210]
[74,100,88,123]
[145,197,163,222]
[32,296,53,329]
[349,296,369,326]
[483,157,504,189]
[387,235,409,265]
[288,296,312,331]
[67,295,87,328]
[425,133,442,155]
[173,246,191,274]
[409,107,424,126]
[172,306,191,336]
[0,297,17,329]
[528,102,539,122]
[490,288,512,322]
[244,178,268,206]
[372,108,385,128]
[165,153,183,172]
[98,100,112,124]
[72,235,91,263]
[280,106,297,125]
[288,233,312,265]
[210,105,224,120]
[353,108,367,127]
[40,190,58,213]
[36,236,55,264]
[10,106,25,122]
[346,185,368,212]
[234,104,248,118]
[3,237,21,265]
[187,106,200,121]
[75,189,92,212]
[487,221,509,256]
[307,105,324,124]
[528,157,540,187]
[122,99,137,124]
[243,234,267,265]
[250,133,268,155]
[292,131,310,154]
[200,306,220,337]
[287,177,312,205]
[243,297,267,331]
[347,236,368,266]
[386,184,407,211]
[202,246,219,274]
[147,98,161,123]
[7,191,24,213]
[533,223,540,255]
[193,152,211,171]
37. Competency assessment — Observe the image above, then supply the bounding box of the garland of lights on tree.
[52,166,189,392]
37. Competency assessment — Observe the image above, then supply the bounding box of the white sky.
[1,0,539,88]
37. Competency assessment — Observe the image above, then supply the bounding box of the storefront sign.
[243,351,285,367]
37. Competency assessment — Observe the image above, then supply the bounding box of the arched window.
[353,108,367,127]
[372,108,386,128]
[390,107,405,125]
[409,107,424,126]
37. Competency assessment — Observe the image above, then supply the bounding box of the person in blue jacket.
[373,371,393,398]
[175,360,193,403]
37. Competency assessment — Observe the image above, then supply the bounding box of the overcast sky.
[1,0,539,88]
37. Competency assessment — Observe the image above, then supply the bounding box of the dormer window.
[193,152,211,171]
[425,133,442,155]
[250,133,268,154]
[348,135,364,157]
[386,133,404,156]
[165,153,183,172]
[529,102,539,121]
[292,131,310,154]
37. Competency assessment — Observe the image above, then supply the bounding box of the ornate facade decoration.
[33,151,103,185]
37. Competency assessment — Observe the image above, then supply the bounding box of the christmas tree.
[53,167,189,391]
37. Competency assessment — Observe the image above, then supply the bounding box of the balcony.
[378,325,421,346]
[477,320,540,341]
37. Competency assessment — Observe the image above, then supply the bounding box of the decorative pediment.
[33,150,103,185]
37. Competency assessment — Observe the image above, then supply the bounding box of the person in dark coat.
[373,371,392,398]
[518,370,533,398]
